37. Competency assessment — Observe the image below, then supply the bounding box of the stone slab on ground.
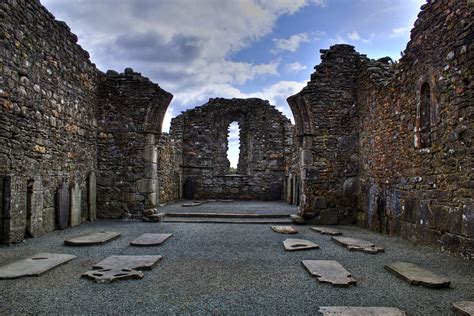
[93,255,162,270]
[64,231,121,246]
[302,260,356,287]
[331,236,384,254]
[130,233,172,246]
[0,253,77,279]
[318,306,406,315]
[82,268,144,284]
[271,226,298,234]
[182,202,202,207]
[453,301,474,316]
[384,262,450,288]
[283,238,319,251]
[311,226,342,236]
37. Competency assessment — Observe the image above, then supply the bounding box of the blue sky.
[41,0,425,167]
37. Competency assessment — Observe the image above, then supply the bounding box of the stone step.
[161,217,293,224]
[164,212,291,219]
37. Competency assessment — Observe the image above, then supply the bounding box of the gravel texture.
[0,203,472,315]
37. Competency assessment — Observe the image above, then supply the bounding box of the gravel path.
[0,215,472,315]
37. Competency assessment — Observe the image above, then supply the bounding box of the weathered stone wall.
[289,0,473,257]
[170,98,292,200]
[288,45,361,224]
[0,0,99,243]
[96,69,173,218]
[356,0,473,258]
[157,133,182,204]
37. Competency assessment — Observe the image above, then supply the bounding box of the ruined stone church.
[0,0,472,260]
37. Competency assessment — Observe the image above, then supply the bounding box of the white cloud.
[390,26,410,38]
[330,31,374,45]
[347,31,361,41]
[272,32,310,52]
[285,62,307,72]
[312,0,328,7]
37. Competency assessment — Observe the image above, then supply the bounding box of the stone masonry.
[0,0,173,243]
[0,0,472,258]
[288,0,473,258]
[170,98,293,200]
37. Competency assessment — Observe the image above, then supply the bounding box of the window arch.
[418,82,431,148]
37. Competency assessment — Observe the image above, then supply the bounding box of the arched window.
[418,83,431,148]
[226,121,240,174]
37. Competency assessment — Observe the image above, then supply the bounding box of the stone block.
[313,197,327,209]
[462,204,473,238]
[88,171,97,221]
[70,183,81,227]
[143,145,157,163]
[56,182,69,230]
[3,176,27,243]
[137,179,157,193]
[27,176,44,237]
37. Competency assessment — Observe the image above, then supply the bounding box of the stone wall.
[157,133,182,204]
[170,98,293,200]
[356,0,473,258]
[0,1,175,242]
[289,0,473,257]
[0,0,99,243]
[288,45,361,224]
[96,69,173,218]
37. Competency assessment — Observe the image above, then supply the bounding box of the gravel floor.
[159,200,298,215]
[0,215,472,315]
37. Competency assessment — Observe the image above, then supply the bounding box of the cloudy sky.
[41,0,424,167]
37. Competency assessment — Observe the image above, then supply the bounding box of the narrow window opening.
[419,83,431,148]
[226,121,240,174]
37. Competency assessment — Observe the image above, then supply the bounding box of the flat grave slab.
[82,268,144,284]
[93,255,162,270]
[0,253,76,279]
[384,262,450,288]
[318,306,406,315]
[310,226,342,236]
[453,301,474,316]
[283,239,319,251]
[331,236,384,254]
[130,233,172,246]
[271,226,298,234]
[182,202,202,207]
[65,231,121,246]
[302,260,356,287]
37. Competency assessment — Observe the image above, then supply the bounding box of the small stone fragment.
[452,301,474,316]
[130,233,172,246]
[331,236,384,254]
[271,226,298,234]
[64,231,121,246]
[302,260,356,287]
[318,306,406,315]
[311,226,342,236]
[0,253,76,279]
[283,239,319,251]
[384,262,450,288]
[82,268,143,283]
